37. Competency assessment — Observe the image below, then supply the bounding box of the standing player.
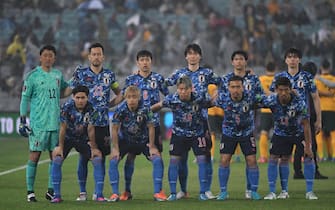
[51,85,104,203]
[165,43,221,199]
[119,50,169,200]
[19,45,71,202]
[258,62,276,163]
[215,75,262,201]
[315,59,335,162]
[220,50,263,199]
[207,84,224,161]
[263,77,318,200]
[269,48,321,179]
[70,43,123,200]
[152,76,214,201]
[108,86,166,202]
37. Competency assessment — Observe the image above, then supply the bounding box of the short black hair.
[228,75,244,84]
[266,61,276,72]
[231,50,248,61]
[321,59,330,69]
[184,43,202,57]
[89,42,104,54]
[40,45,56,56]
[275,76,291,88]
[284,48,302,59]
[136,50,152,60]
[303,61,317,76]
[176,75,192,89]
[72,85,89,96]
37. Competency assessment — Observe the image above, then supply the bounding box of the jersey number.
[48,89,56,99]
[197,137,207,148]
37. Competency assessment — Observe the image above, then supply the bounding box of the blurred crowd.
[0,0,335,98]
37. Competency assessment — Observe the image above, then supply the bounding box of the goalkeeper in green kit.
[19,45,72,202]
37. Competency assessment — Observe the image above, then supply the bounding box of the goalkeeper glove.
[19,116,31,137]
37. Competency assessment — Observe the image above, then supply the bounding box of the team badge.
[22,85,27,92]
[242,104,249,112]
[56,79,60,87]
[245,81,252,91]
[192,104,199,112]
[297,80,304,88]
[150,80,157,89]
[198,74,205,83]
[137,115,143,122]
[288,110,296,117]
[103,77,109,85]
[83,112,90,123]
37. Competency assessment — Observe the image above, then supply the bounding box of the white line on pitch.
[0,151,78,176]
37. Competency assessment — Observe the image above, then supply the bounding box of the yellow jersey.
[208,84,224,116]
[259,74,274,113]
[315,74,335,111]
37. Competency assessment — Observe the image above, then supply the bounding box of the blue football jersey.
[165,67,221,95]
[69,66,119,126]
[123,71,169,126]
[215,91,263,137]
[269,70,316,106]
[221,72,264,97]
[162,93,212,137]
[263,93,309,136]
[60,99,98,142]
[112,101,154,143]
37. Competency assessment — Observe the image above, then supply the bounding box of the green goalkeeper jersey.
[20,66,68,131]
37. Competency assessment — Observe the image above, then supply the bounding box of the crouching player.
[108,85,166,202]
[51,85,104,203]
[152,76,214,201]
[263,77,318,200]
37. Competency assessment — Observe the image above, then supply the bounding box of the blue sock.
[51,156,63,198]
[109,158,119,195]
[206,155,213,192]
[279,161,289,192]
[178,153,188,192]
[152,155,164,193]
[92,157,104,198]
[246,167,251,191]
[267,158,278,193]
[168,157,179,194]
[77,155,88,193]
[48,162,53,189]
[124,159,134,193]
[304,157,315,192]
[218,165,230,192]
[196,155,207,194]
[248,166,259,192]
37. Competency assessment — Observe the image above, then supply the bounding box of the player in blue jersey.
[165,43,221,200]
[263,77,318,200]
[215,75,262,201]
[69,43,123,201]
[220,50,264,199]
[19,45,71,202]
[119,50,169,200]
[269,48,321,179]
[152,76,215,201]
[50,85,105,203]
[108,85,166,202]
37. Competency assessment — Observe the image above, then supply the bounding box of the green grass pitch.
[0,138,334,210]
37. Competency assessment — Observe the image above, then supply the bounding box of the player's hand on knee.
[52,146,63,158]
[110,147,120,160]
[19,116,31,137]
[304,147,313,158]
[148,145,159,157]
[91,148,102,158]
